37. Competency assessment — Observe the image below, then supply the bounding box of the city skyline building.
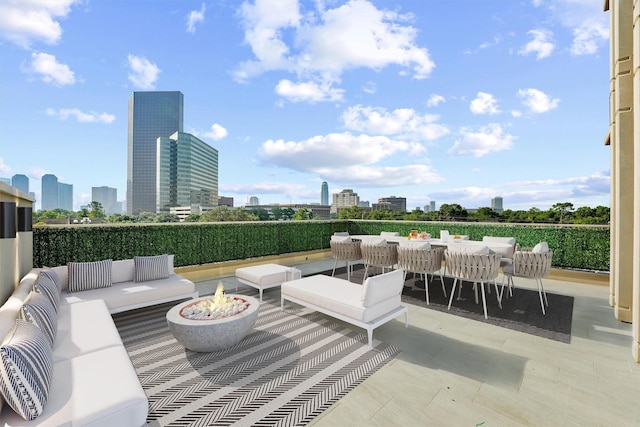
[92,186,119,215]
[376,196,407,212]
[127,91,184,214]
[248,196,260,206]
[156,131,218,213]
[58,182,73,211]
[41,174,58,211]
[11,174,28,194]
[492,196,504,213]
[321,182,329,205]
[331,189,360,215]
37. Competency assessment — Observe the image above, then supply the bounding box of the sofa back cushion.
[0,319,53,421]
[361,269,405,307]
[67,259,113,292]
[33,272,60,313]
[112,259,135,283]
[134,254,170,282]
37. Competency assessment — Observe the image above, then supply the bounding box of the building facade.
[377,196,406,212]
[11,175,28,194]
[491,196,504,213]
[127,91,184,214]
[248,196,260,206]
[92,186,119,215]
[321,181,329,205]
[41,174,58,211]
[604,0,640,362]
[331,189,360,215]
[58,183,73,211]
[156,131,218,213]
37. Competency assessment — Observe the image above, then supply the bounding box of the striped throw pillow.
[134,254,169,282]
[0,320,53,421]
[67,259,113,292]
[40,269,63,293]
[19,293,57,347]
[33,272,60,313]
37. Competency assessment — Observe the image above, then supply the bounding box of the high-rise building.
[424,200,436,212]
[331,189,360,215]
[491,196,504,213]
[321,182,329,205]
[41,174,58,211]
[58,182,73,211]
[157,131,218,213]
[11,174,29,194]
[92,186,118,215]
[377,196,407,212]
[127,91,184,214]
[248,196,259,206]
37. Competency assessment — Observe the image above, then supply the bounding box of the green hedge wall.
[33,220,609,272]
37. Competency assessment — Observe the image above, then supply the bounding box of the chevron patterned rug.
[112,296,401,426]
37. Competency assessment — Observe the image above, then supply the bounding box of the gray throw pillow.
[134,254,169,282]
[67,259,113,292]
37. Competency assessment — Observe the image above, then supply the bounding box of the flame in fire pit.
[180,283,249,320]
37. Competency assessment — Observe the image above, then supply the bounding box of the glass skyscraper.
[127,91,184,214]
[156,132,218,213]
[11,174,29,194]
[321,181,328,205]
[41,174,58,211]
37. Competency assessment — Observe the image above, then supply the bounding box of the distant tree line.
[33,201,609,225]
[337,202,610,224]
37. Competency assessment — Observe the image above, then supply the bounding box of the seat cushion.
[531,242,550,253]
[235,264,290,286]
[361,269,405,308]
[0,346,148,427]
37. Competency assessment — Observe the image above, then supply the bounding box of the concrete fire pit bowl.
[166,294,259,352]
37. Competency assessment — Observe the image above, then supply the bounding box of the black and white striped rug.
[112,296,401,426]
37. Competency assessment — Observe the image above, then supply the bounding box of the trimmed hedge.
[33,220,609,272]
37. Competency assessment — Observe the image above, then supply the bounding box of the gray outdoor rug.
[325,265,574,343]
[112,295,401,426]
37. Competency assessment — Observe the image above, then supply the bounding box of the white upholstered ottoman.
[235,263,301,302]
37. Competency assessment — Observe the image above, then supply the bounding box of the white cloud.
[470,92,500,115]
[186,3,206,34]
[518,88,559,113]
[426,94,445,107]
[321,164,444,188]
[0,0,80,49]
[448,123,514,157]
[362,81,377,94]
[45,108,115,123]
[26,52,75,86]
[127,54,160,89]
[203,123,228,141]
[235,0,434,102]
[519,29,554,59]
[220,181,307,195]
[275,79,344,103]
[342,105,449,142]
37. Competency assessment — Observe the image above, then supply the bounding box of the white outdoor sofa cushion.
[281,269,408,348]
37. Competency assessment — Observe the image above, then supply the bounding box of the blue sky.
[0,0,611,212]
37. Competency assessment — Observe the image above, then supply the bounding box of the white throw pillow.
[134,254,170,282]
[67,259,113,292]
[0,320,53,421]
[482,236,516,246]
[448,244,491,255]
[362,237,387,247]
[331,235,352,243]
[531,242,550,253]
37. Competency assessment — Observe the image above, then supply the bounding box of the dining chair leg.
[438,271,446,298]
[447,278,458,310]
[331,259,338,277]
[346,261,351,282]
[362,264,370,284]
[473,282,479,304]
[480,282,488,319]
[493,280,502,309]
[537,278,547,315]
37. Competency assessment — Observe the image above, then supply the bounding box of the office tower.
[491,196,504,213]
[331,189,360,214]
[377,196,407,212]
[11,174,29,194]
[127,91,184,214]
[92,186,118,215]
[58,182,73,211]
[430,201,436,212]
[218,196,233,207]
[41,174,59,211]
[156,131,218,212]
[248,197,259,206]
[321,182,329,205]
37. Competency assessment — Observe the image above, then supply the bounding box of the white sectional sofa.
[281,269,408,348]
[0,254,198,426]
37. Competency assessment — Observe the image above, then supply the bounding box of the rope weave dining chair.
[360,239,398,284]
[502,246,553,315]
[397,245,446,304]
[330,237,362,282]
[445,249,502,319]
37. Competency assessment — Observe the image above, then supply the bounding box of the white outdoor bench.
[235,263,301,303]
[281,269,408,348]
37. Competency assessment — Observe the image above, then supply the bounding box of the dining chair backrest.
[397,246,444,275]
[361,240,398,268]
[445,250,501,282]
[330,238,362,262]
[512,250,553,279]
